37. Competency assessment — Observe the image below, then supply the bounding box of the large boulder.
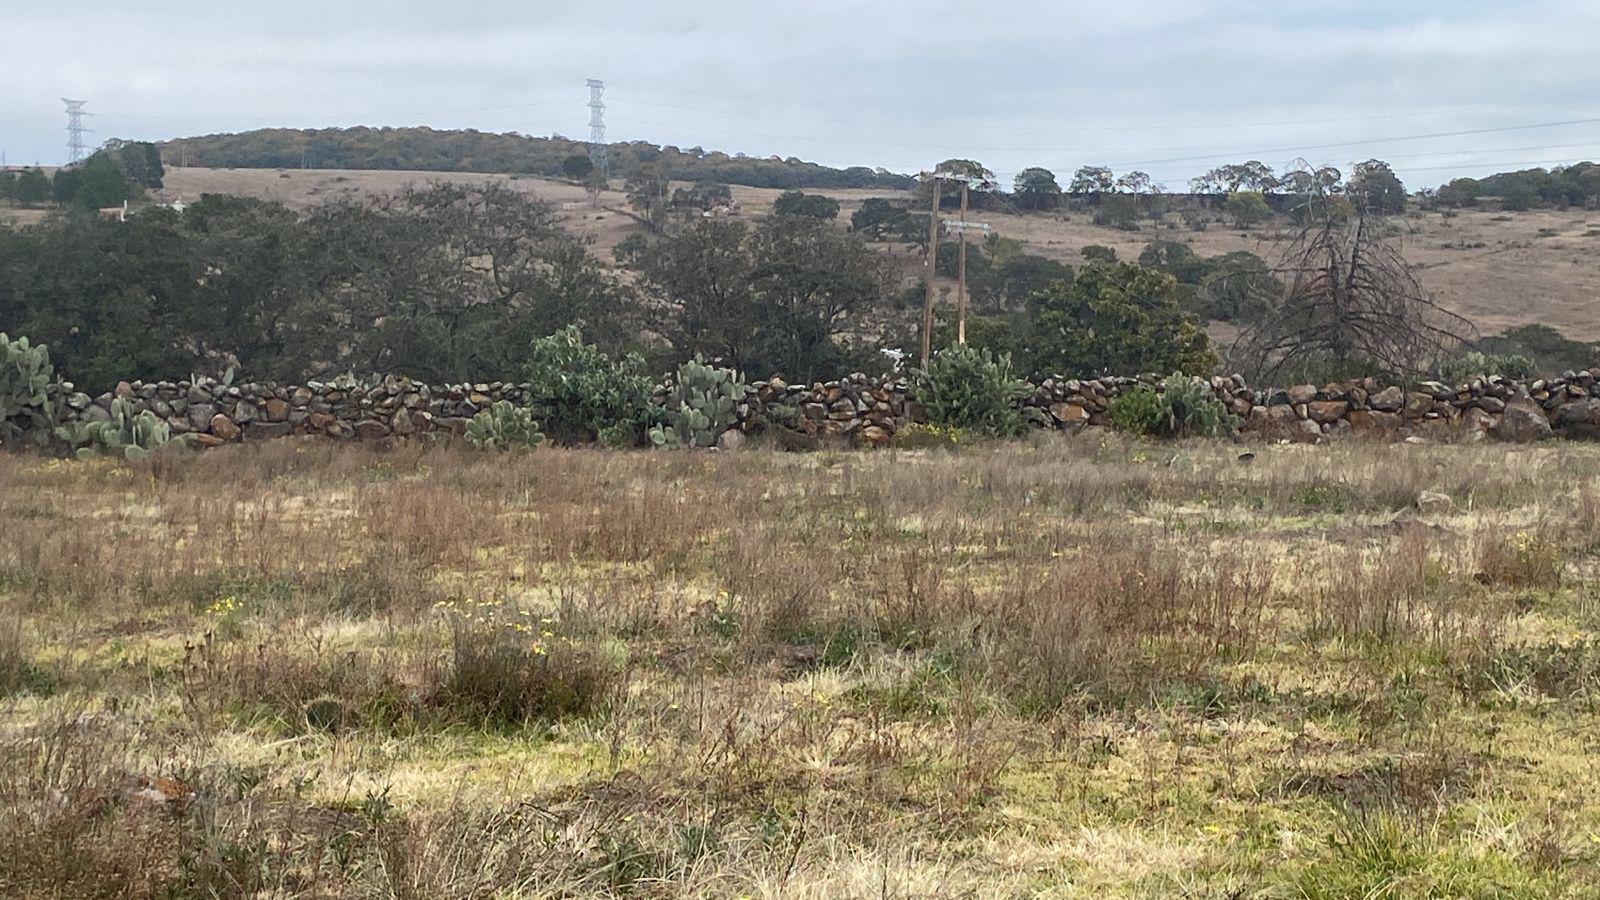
[1552,399,1600,439]
[1494,399,1553,443]
[1307,400,1349,425]
[1369,386,1405,412]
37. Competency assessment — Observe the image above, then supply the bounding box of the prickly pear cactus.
[464,401,545,450]
[0,332,56,447]
[58,398,190,461]
[652,356,744,448]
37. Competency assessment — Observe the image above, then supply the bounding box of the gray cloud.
[3,0,1598,187]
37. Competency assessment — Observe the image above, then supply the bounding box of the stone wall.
[45,367,1600,449]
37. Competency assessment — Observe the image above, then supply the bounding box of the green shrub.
[1108,386,1164,436]
[464,401,544,450]
[523,327,656,444]
[58,398,191,461]
[912,345,1029,438]
[650,357,744,448]
[1108,374,1233,438]
[0,332,56,448]
[1439,350,1535,383]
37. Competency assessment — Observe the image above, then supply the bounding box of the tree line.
[0,142,165,211]
[155,127,914,191]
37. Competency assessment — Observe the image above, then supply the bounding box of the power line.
[94,98,579,124]
[607,92,1585,134]
[1107,117,1600,168]
[604,112,1600,162]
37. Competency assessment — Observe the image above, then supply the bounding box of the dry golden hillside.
[136,166,1600,343]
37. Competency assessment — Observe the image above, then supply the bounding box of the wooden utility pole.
[921,174,943,366]
[956,180,970,345]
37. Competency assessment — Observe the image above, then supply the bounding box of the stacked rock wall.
[45,368,1600,448]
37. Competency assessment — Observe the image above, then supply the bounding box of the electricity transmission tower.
[62,98,91,164]
[586,78,607,177]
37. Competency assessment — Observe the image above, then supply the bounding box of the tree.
[1069,166,1115,195]
[312,182,628,380]
[1347,159,1406,215]
[636,219,755,365]
[772,191,840,220]
[1437,177,1482,207]
[0,169,16,201]
[635,217,895,380]
[1013,167,1062,210]
[926,159,997,210]
[1191,161,1278,194]
[53,154,135,209]
[1114,171,1154,194]
[0,183,631,389]
[1234,193,1473,381]
[103,140,165,189]
[624,166,671,233]
[851,197,911,239]
[1021,261,1217,378]
[12,169,50,205]
[1224,191,1271,227]
[744,216,896,381]
[561,154,595,181]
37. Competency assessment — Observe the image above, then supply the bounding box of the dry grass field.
[4,436,1600,897]
[154,167,1600,342]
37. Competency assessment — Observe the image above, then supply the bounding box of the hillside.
[154,127,914,191]
[155,166,1600,343]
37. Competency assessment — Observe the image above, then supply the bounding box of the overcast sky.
[4,0,1599,188]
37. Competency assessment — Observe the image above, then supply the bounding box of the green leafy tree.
[1191,161,1278,194]
[1347,159,1406,215]
[624,166,671,233]
[636,218,754,365]
[1022,262,1217,378]
[1013,167,1062,210]
[561,155,595,181]
[1224,191,1271,227]
[52,154,135,210]
[772,191,840,220]
[1069,166,1115,195]
[636,216,894,381]
[103,141,165,189]
[851,197,914,240]
[12,168,51,205]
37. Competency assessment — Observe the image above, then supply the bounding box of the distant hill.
[155,127,916,191]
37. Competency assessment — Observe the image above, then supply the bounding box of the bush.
[1023,262,1218,380]
[1108,375,1233,438]
[464,401,544,450]
[435,601,616,727]
[912,345,1029,438]
[1438,350,1535,383]
[1224,191,1271,227]
[523,327,656,445]
[0,332,56,448]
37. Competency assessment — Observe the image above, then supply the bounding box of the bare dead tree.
[1233,176,1474,382]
